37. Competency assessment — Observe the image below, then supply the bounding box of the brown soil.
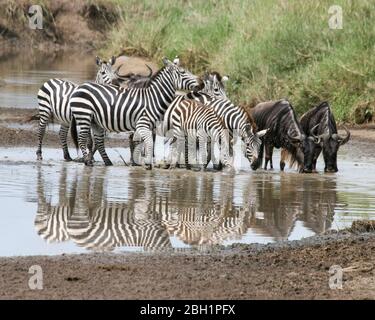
[0,226,374,300]
[0,107,129,148]
[0,0,119,58]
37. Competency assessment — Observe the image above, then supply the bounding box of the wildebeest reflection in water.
[34,165,337,251]
[251,175,336,240]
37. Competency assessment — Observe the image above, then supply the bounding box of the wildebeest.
[290,101,350,173]
[114,64,153,88]
[251,99,315,173]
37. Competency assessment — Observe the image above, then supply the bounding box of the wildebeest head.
[310,126,350,172]
[285,129,315,173]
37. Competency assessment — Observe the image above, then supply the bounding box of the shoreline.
[0,223,374,299]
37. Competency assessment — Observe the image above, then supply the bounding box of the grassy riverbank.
[103,0,375,123]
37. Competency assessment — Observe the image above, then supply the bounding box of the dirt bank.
[1,222,374,299]
[0,0,120,58]
[0,107,129,148]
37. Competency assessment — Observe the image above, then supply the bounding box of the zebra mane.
[240,105,258,132]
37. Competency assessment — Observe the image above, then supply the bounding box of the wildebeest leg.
[264,143,273,170]
[59,125,72,161]
[312,147,322,173]
[280,148,287,171]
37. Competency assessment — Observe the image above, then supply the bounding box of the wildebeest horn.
[333,126,350,145]
[311,125,330,144]
[145,64,153,78]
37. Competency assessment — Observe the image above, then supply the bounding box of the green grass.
[102,0,375,123]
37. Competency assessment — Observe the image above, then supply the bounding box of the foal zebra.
[164,92,268,169]
[36,56,119,161]
[166,100,232,171]
[70,57,201,169]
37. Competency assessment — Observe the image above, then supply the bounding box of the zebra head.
[95,56,118,85]
[162,57,202,92]
[201,72,229,99]
[242,124,268,170]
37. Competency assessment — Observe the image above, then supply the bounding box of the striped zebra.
[166,99,232,171]
[129,70,229,166]
[36,56,119,161]
[163,92,268,170]
[70,57,201,169]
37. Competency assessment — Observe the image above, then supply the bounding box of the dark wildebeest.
[251,99,315,173]
[285,101,350,173]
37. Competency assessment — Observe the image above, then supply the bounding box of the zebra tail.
[70,116,79,153]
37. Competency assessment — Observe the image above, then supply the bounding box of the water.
[0,50,96,109]
[0,50,374,256]
[0,145,374,256]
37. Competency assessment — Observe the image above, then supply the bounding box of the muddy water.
[0,50,96,109]
[0,145,374,256]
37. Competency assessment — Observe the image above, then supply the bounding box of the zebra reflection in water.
[35,165,171,251]
[34,166,338,250]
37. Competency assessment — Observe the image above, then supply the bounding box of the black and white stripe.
[166,99,232,170]
[36,57,118,161]
[70,57,200,168]
[163,92,268,169]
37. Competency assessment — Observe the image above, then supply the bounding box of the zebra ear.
[173,56,180,66]
[109,56,116,65]
[96,56,102,66]
[222,75,229,82]
[162,57,171,66]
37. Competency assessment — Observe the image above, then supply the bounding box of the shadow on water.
[33,164,340,253]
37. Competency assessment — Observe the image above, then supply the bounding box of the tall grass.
[103,0,375,123]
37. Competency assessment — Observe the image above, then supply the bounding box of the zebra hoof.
[213,163,223,171]
[104,162,113,166]
[73,157,85,163]
[144,164,152,170]
[36,154,43,161]
[64,157,73,162]
[84,159,94,167]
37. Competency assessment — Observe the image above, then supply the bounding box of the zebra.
[200,71,229,99]
[163,92,268,170]
[166,99,232,171]
[35,55,120,161]
[70,57,201,169]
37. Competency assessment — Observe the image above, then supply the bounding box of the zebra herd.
[36,55,349,173]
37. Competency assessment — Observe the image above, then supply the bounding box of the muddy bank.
[0,107,129,148]
[0,0,119,58]
[0,106,373,151]
[0,223,374,299]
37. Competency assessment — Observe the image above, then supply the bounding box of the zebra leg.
[92,124,112,166]
[195,133,207,171]
[59,125,72,161]
[136,125,154,170]
[36,113,50,160]
[184,135,191,170]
